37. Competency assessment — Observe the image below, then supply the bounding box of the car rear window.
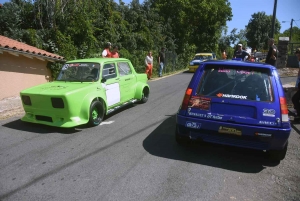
[196,64,274,102]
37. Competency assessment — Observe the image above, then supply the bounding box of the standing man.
[158,47,165,77]
[265,38,278,66]
[145,51,153,80]
[234,44,251,61]
[294,48,300,87]
[102,42,112,58]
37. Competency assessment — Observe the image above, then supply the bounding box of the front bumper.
[188,65,198,72]
[176,114,291,151]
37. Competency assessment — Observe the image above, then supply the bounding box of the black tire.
[140,87,149,103]
[88,100,105,127]
[268,142,288,161]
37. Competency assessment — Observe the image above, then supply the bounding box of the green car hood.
[21,81,97,96]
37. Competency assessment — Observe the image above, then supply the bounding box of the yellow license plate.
[218,126,242,136]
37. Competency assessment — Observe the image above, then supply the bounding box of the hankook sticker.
[216,93,247,99]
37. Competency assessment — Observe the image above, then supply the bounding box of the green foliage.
[1,0,232,78]
[245,12,281,50]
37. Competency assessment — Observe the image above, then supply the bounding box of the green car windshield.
[57,63,101,82]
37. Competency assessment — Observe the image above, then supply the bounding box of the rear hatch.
[185,64,282,128]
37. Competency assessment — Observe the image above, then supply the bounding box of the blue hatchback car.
[176,60,291,161]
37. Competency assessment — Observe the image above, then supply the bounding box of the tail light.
[280,97,288,122]
[181,88,192,110]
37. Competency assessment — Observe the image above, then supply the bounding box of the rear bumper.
[176,114,291,151]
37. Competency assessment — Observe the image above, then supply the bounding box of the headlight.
[22,95,32,106]
[189,62,194,65]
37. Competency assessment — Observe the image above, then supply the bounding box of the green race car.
[20,58,150,128]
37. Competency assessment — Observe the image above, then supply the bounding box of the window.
[57,63,100,82]
[102,63,117,79]
[117,62,132,76]
[197,65,273,102]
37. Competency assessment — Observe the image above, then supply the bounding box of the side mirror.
[101,78,107,83]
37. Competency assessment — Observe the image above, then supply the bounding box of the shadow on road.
[1,104,137,134]
[2,119,80,134]
[143,115,279,174]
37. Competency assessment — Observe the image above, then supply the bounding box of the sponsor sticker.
[218,68,230,73]
[218,126,242,136]
[207,114,223,120]
[236,69,253,75]
[62,64,69,70]
[216,93,247,99]
[262,108,276,117]
[259,121,277,125]
[188,96,211,110]
[186,122,201,129]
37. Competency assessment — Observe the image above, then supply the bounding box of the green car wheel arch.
[80,94,107,126]
[135,83,150,103]
[141,87,150,103]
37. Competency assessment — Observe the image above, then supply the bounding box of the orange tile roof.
[0,35,64,61]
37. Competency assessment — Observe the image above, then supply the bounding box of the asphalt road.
[0,72,299,201]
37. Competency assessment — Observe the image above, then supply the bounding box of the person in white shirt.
[102,42,112,58]
[145,51,153,80]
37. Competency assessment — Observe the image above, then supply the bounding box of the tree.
[245,12,281,50]
[150,0,232,55]
[279,26,300,43]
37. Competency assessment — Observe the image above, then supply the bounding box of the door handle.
[125,78,131,81]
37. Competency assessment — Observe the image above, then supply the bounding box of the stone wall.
[277,37,289,68]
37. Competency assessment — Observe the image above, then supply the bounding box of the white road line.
[100,121,114,125]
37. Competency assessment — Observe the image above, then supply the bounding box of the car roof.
[66,58,130,63]
[195,53,213,55]
[201,60,276,69]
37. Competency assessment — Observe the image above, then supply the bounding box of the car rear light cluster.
[181,88,192,110]
[22,95,32,106]
[280,97,288,122]
[51,98,64,108]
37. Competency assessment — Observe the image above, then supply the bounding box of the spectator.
[234,44,250,61]
[102,42,112,58]
[222,50,227,60]
[145,51,153,80]
[111,45,119,58]
[294,48,300,87]
[292,82,300,117]
[265,38,278,66]
[158,47,165,77]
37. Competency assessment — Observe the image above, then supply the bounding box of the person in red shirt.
[222,50,227,60]
[111,45,119,58]
[102,42,112,58]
